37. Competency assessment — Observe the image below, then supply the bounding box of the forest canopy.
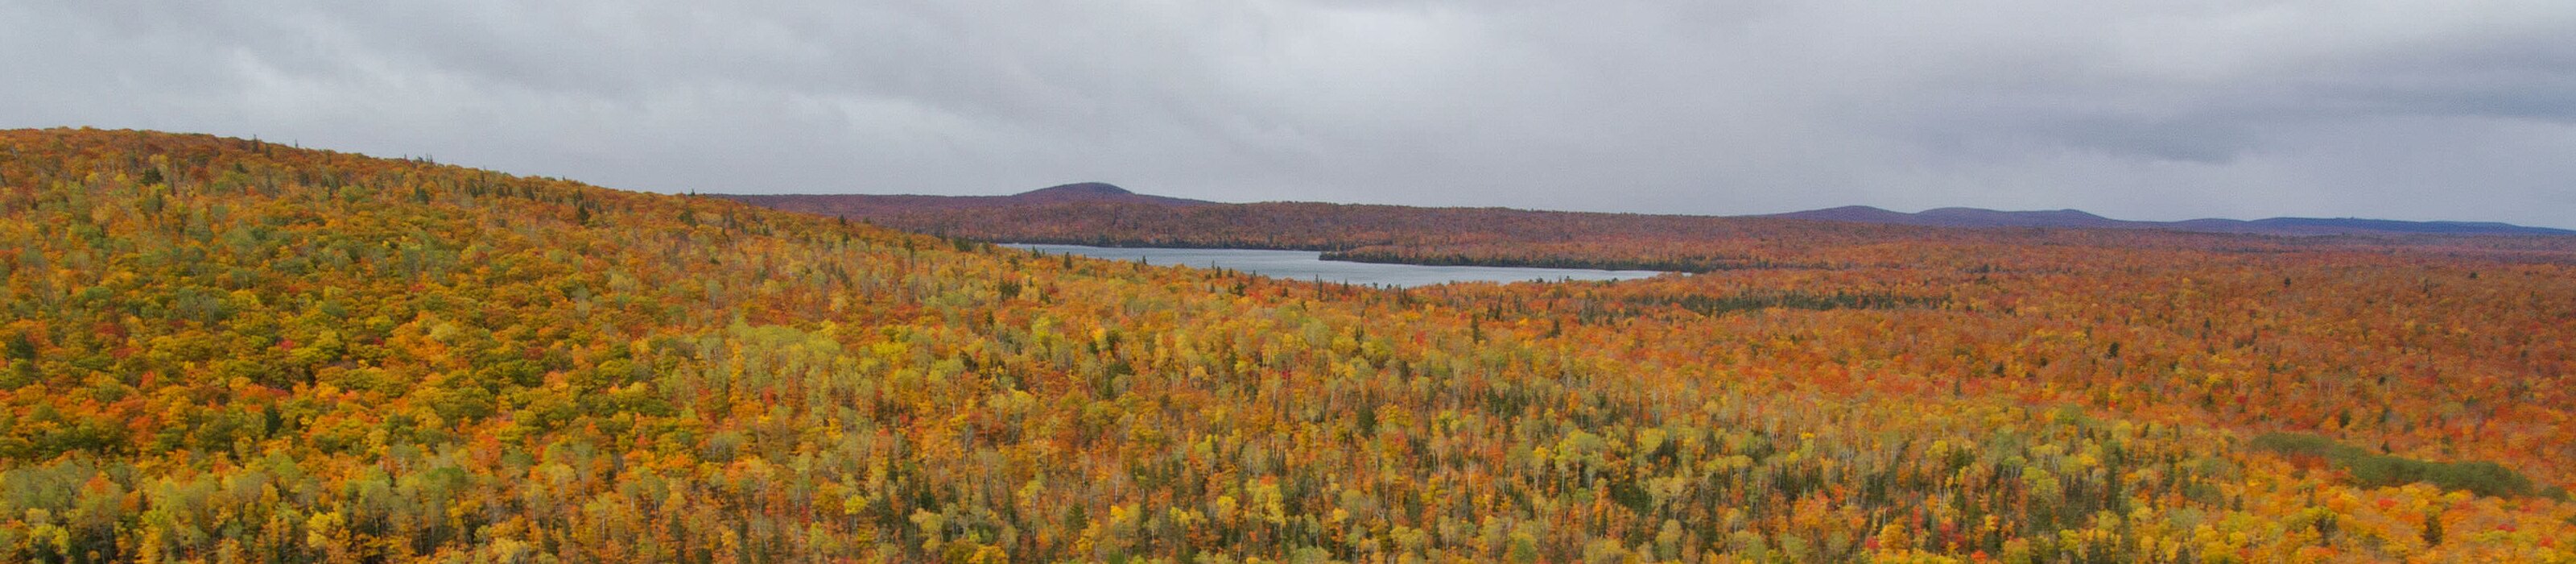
[2,128,2572,562]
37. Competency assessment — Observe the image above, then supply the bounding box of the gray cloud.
[7,0,2574,227]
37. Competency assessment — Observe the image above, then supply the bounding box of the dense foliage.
[2,129,2573,562]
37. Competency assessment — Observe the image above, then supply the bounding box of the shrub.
[2250,433,2536,498]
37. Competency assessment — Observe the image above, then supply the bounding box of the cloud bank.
[8,0,2574,226]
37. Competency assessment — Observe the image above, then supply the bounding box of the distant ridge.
[712,182,1214,218]
[1769,206,2574,236]
[717,184,2570,238]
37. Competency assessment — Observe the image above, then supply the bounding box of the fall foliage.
[3,128,2573,562]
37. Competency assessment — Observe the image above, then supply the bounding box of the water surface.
[1007,244,1666,288]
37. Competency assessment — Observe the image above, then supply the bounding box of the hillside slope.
[3,129,2573,562]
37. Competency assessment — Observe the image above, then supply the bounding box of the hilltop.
[4,129,2574,562]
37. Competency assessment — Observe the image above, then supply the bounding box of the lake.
[1005,244,1666,288]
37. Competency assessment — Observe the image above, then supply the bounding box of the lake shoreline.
[1002,243,1666,288]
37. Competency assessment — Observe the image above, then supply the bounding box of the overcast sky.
[7,1,2574,226]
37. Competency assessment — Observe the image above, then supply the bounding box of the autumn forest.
[4,128,2574,562]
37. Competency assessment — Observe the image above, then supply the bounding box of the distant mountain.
[997,182,1217,206]
[1769,206,2574,236]
[712,182,1216,218]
